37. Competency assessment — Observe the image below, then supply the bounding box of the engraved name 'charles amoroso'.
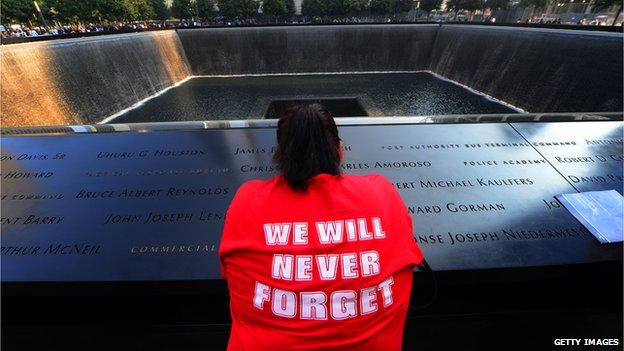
[239,160,432,173]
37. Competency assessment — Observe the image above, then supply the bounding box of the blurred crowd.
[0,20,202,38]
[1,12,620,39]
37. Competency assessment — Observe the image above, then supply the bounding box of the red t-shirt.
[219,173,424,351]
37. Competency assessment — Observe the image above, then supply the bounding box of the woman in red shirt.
[219,103,424,350]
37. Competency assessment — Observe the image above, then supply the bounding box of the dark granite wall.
[177,24,623,113]
[176,24,439,74]
[428,25,623,113]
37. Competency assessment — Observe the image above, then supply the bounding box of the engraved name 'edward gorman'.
[407,202,506,215]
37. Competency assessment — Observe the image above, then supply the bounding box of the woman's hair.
[273,103,342,191]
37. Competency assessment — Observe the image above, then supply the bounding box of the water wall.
[1,24,622,127]
[428,25,624,113]
[1,30,191,127]
[177,24,439,74]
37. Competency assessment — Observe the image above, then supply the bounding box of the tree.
[518,0,549,8]
[134,0,156,20]
[171,0,196,18]
[150,0,169,19]
[344,0,369,13]
[370,0,412,13]
[590,0,621,10]
[196,0,215,18]
[326,0,347,15]
[301,0,327,15]
[218,0,258,18]
[446,0,482,11]
[1,0,35,24]
[392,0,413,12]
[592,0,622,24]
[370,0,393,13]
[48,0,101,22]
[484,0,508,9]
[285,0,294,14]
[262,0,288,16]
[419,0,442,12]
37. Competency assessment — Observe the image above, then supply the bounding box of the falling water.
[0,30,191,127]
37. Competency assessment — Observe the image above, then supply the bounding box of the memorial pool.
[108,72,519,123]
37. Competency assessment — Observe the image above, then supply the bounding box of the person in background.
[219,103,424,350]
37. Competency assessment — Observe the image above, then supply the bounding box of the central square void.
[109,72,518,123]
[264,98,368,119]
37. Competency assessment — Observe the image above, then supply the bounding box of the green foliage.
[171,0,196,18]
[2,0,170,24]
[218,0,258,18]
[485,0,508,9]
[1,0,36,24]
[590,0,622,10]
[517,0,549,8]
[392,0,412,12]
[134,0,155,20]
[150,0,169,19]
[45,0,101,22]
[419,0,442,12]
[285,0,294,14]
[446,0,482,11]
[100,0,130,20]
[262,0,288,16]
[370,0,393,13]
[196,0,215,18]
[327,0,347,14]
[301,0,327,15]
[343,0,369,12]
[370,0,413,13]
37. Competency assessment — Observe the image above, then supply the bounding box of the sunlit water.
[109,72,517,123]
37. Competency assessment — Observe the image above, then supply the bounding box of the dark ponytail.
[273,103,342,191]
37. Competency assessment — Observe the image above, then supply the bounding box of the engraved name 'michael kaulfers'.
[394,177,534,189]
